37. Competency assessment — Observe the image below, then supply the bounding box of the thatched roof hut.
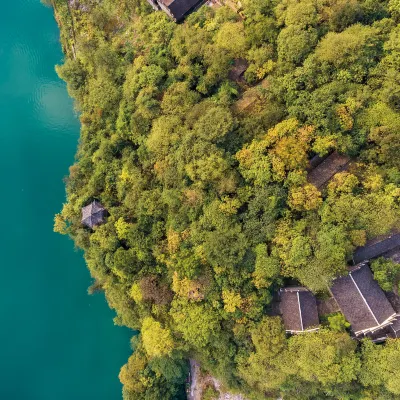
[330,264,397,336]
[280,287,319,334]
[81,200,107,229]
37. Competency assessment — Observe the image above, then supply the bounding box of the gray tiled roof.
[362,326,390,342]
[280,288,319,332]
[353,233,400,264]
[331,264,396,333]
[81,200,107,229]
[308,151,350,189]
[159,0,205,21]
[299,291,320,329]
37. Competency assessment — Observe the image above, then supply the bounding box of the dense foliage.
[52,0,400,398]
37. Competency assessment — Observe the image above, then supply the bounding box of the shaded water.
[0,1,131,398]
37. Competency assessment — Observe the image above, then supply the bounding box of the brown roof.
[81,200,107,229]
[307,153,329,171]
[331,264,396,334]
[353,233,400,264]
[307,151,350,189]
[280,288,319,333]
[317,296,340,316]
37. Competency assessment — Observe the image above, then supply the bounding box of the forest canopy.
[52,0,400,398]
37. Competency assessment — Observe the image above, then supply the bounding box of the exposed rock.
[68,0,90,12]
[188,359,248,400]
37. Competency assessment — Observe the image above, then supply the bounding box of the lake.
[0,1,131,399]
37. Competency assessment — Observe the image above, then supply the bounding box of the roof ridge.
[349,272,379,325]
[297,291,304,331]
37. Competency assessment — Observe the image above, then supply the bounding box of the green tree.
[282,330,360,386]
[277,26,318,65]
[371,257,400,292]
[53,1,400,398]
[170,300,221,348]
[141,317,175,358]
[361,339,400,395]
[328,313,350,332]
[238,317,287,392]
[252,244,280,289]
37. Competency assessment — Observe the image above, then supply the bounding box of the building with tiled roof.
[81,200,107,229]
[308,151,350,189]
[353,233,400,265]
[280,287,319,334]
[330,264,397,336]
[145,0,206,21]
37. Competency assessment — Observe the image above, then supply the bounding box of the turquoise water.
[0,1,131,399]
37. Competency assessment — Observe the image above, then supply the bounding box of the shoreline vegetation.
[51,0,400,398]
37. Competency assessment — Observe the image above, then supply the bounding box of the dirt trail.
[188,359,200,400]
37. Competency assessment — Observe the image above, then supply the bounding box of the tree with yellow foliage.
[141,317,174,358]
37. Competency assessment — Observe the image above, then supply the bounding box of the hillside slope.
[53,0,400,398]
